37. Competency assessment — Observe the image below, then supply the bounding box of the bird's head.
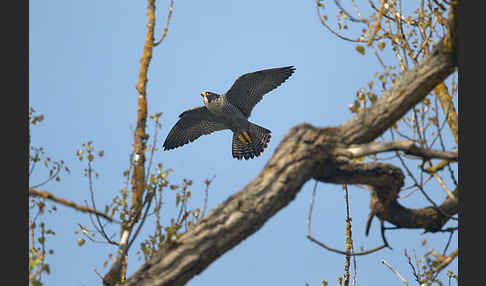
[201,91,220,105]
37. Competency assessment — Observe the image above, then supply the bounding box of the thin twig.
[176,181,188,224]
[432,172,455,199]
[308,235,387,256]
[344,140,457,161]
[29,188,118,223]
[404,249,422,284]
[29,149,40,176]
[201,175,215,220]
[128,191,155,250]
[442,230,455,256]
[154,0,174,47]
[77,223,118,245]
[307,180,319,235]
[434,249,458,273]
[368,0,386,46]
[382,260,410,286]
[316,0,363,43]
[307,182,387,256]
[29,161,63,189]
[333,0,368,23]
[368,0,419,26]
[85,154,117,245]
[398,187,418,199]
[433,95,459,187]
[395,151,453,219]
[380,221,392,249]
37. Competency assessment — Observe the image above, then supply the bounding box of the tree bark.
[122,11,457,286]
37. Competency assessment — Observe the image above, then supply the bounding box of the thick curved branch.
[123,7,457,286]
[124,125,456,286]
[320,160,458,232]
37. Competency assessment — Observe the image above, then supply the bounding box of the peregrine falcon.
[163,66,295,160]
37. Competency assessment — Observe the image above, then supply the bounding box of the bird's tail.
[232,123,271,160]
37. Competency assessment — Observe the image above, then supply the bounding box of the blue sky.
[30,1,457,285]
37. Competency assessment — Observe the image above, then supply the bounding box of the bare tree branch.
[341,140,457,161]
[434,82,458,144]
[306,182,387,256]
[307,235,387,257]
[382,260,410,286]
[316,0,364,43]
[154,0,174,47]
[333,0,368,23]
[104,0,162,284]
[434,249,458,274]
[29,188,117,223]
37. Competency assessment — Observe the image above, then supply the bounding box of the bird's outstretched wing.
[224,66,295,117]
[163,106,227,150]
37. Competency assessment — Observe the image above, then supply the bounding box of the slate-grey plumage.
[163,66,295,159]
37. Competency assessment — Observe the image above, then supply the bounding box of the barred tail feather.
[232,123,271,160]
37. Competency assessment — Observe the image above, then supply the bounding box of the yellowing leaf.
[77,238,85,246]
[378,41,386,51]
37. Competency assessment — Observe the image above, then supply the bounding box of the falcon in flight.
[163,66,295,160]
